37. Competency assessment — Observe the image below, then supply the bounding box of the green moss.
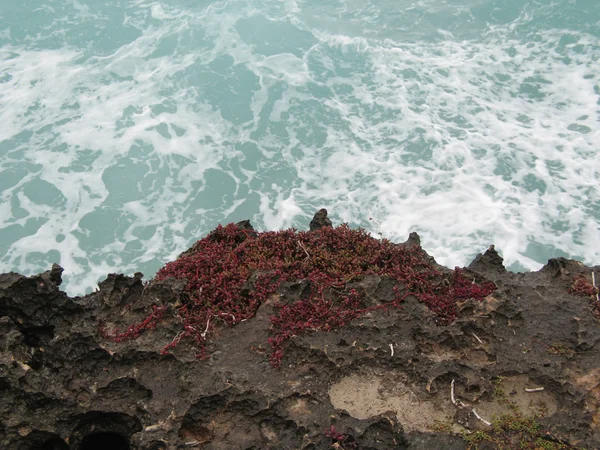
[492,376,506,399]
[430,420,453,433]
[547,343,575,358]
[461,414,574,450]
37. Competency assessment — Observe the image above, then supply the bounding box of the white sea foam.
[0,0,598,295]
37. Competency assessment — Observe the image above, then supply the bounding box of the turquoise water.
[0,0,599,295]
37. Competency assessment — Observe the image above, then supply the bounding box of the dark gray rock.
[1,227,599,449]
[309,209,333,231]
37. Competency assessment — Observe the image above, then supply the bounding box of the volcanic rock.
[1,218,599,449]
[309,209,333,231]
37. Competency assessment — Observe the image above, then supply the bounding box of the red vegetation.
[325,425,356,448]
[109,223,496,367]
[569,275,600,317]
[569,275,598,297]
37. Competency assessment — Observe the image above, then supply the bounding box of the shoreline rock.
[1,214,599,449]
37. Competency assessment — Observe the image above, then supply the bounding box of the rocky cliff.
[1,213,599,450]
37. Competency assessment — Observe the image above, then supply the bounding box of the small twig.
[593,272,599,302]
[525,387,544,392]
[389,343,394,357]
[451,379,457,405]
[169,330,185,345]
[297,240,310,261]
[451,379,491,426]
[472,332,484,344]
[200,317,211,338]
[224,313,236,322]
[472,408,492,426]
[132,282,149,308]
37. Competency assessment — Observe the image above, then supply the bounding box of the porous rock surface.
[1,220,600,449]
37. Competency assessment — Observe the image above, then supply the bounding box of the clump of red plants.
[569,275,598,297]
[108,223,496,367]
[325,425,357,449]
[569,274,600,316]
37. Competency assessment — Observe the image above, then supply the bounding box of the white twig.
[132,282,149,307]
[472,408,492,426]
[451,379,491,426]
[593,272,599,302]
[389,343,394,357]
[525,387,544,392]
[297,240,310,261]
[201,317,211,338]
[169,331,185,345]
[472,332,483,344]
[451,379,457,405]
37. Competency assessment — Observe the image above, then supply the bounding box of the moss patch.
[463,414,575,450]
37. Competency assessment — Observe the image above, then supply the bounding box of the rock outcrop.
[309,209,333,232]
[1,219,599,450]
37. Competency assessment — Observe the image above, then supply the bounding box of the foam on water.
[0,0,599,295]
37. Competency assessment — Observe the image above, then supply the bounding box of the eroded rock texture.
[1,231,599,449]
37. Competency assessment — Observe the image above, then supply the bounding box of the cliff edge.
[1,212,599,449]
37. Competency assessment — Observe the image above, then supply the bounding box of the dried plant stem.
[201,317,211,338]
[167,331,185,348]
[472,409,492,426]
[132,282,149,308]
[451,379,491,426]
[451,379,457,405]
[297,241,310,261]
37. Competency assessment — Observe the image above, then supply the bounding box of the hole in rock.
[68,411,141,450]
[41,437,69,450]
[78,432,130,450]
[22,325,55,347]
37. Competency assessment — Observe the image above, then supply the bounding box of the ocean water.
[0,0,599,296]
